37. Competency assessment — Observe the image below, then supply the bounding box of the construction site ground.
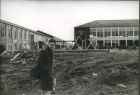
[1,49,139,95]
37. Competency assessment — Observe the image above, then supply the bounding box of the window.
[7,25,12,38]
[24,30,27,40]
[119,27,125,36]
[0,23,2,37]
[4,24,6,37]
[90,28,96,36]
[9,25,13,39]
[6,24,11,38]
[134,27,139,36]
[8,45,10,50]
[126,27,133,36]
[93,32,96,36]
[97,28,103,37]
[97,32,103,37]
[0,23,6,37]
[112,40,118,44]
[112,40,118,48]
[13,27,18,39]
[18,28,21,39]
[10,45,12,51]
[15,43,18,50]
[112,27,118,36]
[20,29,23,40]
[104,28,111,37]
[26,31,28,40]
[105,32,111,37]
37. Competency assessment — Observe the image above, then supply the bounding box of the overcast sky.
[1,0,139,40]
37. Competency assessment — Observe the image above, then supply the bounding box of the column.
[95,28,97,49]
[103,28,105,48]
[60,42,62,49]
[126,40,128,48]
[11,26,14,51]
[82,40,84,49]
[63,41,64,48]
[6,24,8,51]
[118,26,120,48]
[125,27,127,48]
[110,27,112,48]
[132,27,135,46]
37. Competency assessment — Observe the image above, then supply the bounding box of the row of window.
[0,23,6,37]
[97,40,139,49]
[7,43,30,51]
[90,27,139,37]
[0,22,30,40]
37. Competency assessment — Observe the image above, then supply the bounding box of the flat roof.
[0,19,54,37]
[75,19,139,28]
[36,30,53,38]
[0,19,35,32]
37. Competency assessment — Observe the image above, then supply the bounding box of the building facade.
[0,19,54,51]
[0,19,70,51]
[0,19,36,51]
[74,19,139,49]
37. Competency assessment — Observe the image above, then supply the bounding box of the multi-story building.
[74,19,139,49]
[0,19,70,51]
[0,19,54,51]
[0,19,36,51]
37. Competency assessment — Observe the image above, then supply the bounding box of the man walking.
[31,39,55,95]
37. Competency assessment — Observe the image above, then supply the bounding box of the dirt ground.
[1,49,139,95]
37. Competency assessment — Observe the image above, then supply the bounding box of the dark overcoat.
[38,47,53,78]
[32,46,53,90]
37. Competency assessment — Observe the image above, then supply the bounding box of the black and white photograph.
[0,0,139,95]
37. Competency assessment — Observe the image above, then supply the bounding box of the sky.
[1,0,139,40]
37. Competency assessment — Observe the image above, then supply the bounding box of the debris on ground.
[0,49,139,95]
[117,84,127,88]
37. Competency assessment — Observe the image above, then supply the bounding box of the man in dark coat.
[31,40,55,95]
[39,45,53,94]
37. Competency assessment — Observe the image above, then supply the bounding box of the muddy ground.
[1,49,139,95]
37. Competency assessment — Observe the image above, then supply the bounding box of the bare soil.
[1,49,139,95]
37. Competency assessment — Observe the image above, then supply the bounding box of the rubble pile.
[1,51,39,93]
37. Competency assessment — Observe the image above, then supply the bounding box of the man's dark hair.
[0,45,5,54]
